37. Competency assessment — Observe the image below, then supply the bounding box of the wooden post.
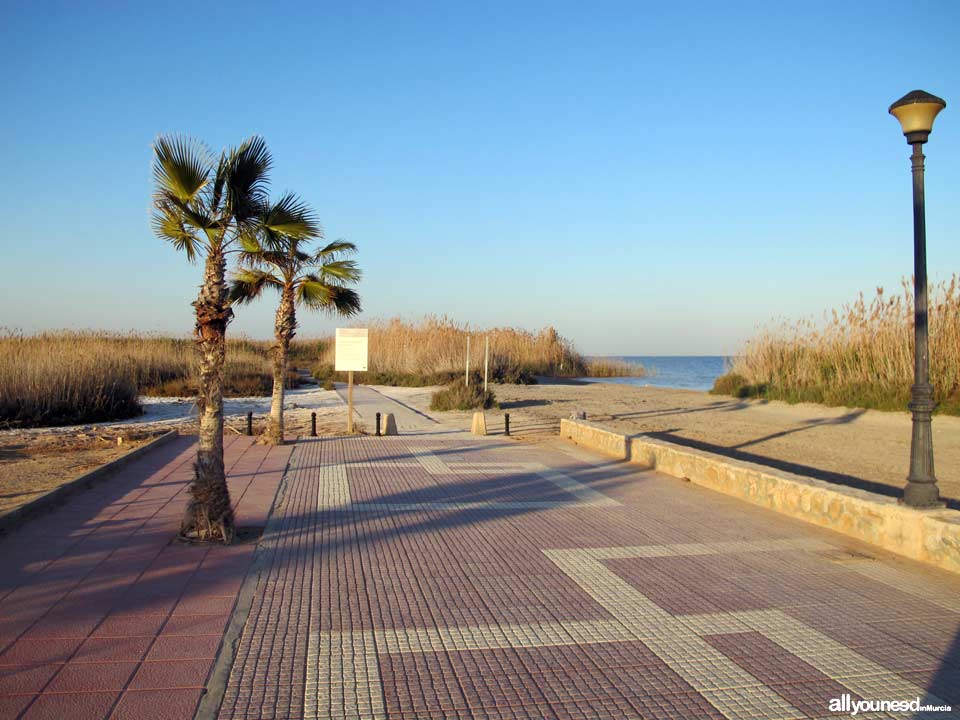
[484,336,489,393]
[465,336,470,386]
[347,370,354,433]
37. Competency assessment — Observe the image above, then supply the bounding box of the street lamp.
[888,89,947,508]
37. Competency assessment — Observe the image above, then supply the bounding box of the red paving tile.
[111,687,203,719]
[160,613,230,636]
[0,663,61,694]
[91,614,167,639]
[0,694,34,717]
[703,632,857,716]
[73,636,154,664]
[0,434,290,719]
[0,637,83,666]
[44,660,138,692]
[20,690,118,720]
[146,633,222,661]
[127,659,211,689]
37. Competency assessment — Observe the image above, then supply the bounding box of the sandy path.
[422,381,960,505]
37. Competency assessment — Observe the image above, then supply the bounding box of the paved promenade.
[0,435,291,719]
[217,389,960,720]
[2,388,959,719]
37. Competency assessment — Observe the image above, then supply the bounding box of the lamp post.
[888,89,947,508]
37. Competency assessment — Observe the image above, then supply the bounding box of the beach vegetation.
[429,376,497,411]
[712,276,960,415]
[583,357,648,378]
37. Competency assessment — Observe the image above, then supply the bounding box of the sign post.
[484,336,489,393]
[335,328,368,434]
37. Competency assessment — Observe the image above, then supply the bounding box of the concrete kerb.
[0,429,181,534]
[560,418,960,575]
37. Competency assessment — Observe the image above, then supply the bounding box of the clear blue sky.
[1,1,957,355]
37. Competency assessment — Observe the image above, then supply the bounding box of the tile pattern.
[219,431,960,720]
[0,435,291,720]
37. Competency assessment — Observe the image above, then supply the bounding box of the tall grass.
[0,331,310,428]
[583,357,648,378]
[713,277,960,414]
[314,316,589,385]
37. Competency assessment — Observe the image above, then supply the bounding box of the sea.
[581,356,730,392]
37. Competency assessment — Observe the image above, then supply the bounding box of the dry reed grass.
[2,317,627,427]
[713,276,960,414]
[583,357,648,378]
[315,316,588,384]
[0,331,311,427]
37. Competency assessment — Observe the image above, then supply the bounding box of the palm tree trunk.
[183,248,235,542]
[266,288,296,444]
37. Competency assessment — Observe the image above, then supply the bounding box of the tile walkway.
[216,387,960,720]
[2,385,959,720]
[0,434,292,720]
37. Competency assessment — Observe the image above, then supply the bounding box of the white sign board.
[335,328,368,372]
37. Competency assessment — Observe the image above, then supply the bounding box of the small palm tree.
[230,195,362,443]
[151,135,272,543]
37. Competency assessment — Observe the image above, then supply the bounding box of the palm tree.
[150,135,272,543]
[229,195,361,444]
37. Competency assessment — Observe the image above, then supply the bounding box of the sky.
[0,1,957,355]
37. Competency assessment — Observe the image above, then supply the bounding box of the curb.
[0,430,180,534]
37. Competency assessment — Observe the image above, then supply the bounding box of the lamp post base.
[902,483,943,509]
[903,382,941,508]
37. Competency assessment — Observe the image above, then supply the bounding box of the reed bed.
[583,357,648,378]
[2,318,625,427]
[713,276,960,415]
[314,316,590,385]
[0,331,310,428]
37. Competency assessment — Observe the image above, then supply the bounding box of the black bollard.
[504,413,510,436]
[311,412,317,437]
[246,412,253,436]
[375,412,382,437]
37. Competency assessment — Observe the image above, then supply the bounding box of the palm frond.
[211,151,228,212]
[327,286,363,316]
[151,203,201,262]
[313,240,357,261]
[296,276,335,309]
[228,268,282,305]
[263,192,321,240]
[227,136,272,224]
[152,135,210,203]
[319,259,362,283]
[296,275,362,315]
[237,227,263,254]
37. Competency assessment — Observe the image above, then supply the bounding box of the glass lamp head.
[889,90,947,144]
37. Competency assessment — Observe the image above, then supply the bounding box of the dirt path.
[416,381,960,505]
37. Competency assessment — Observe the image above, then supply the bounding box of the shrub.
[429,381,497,411]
